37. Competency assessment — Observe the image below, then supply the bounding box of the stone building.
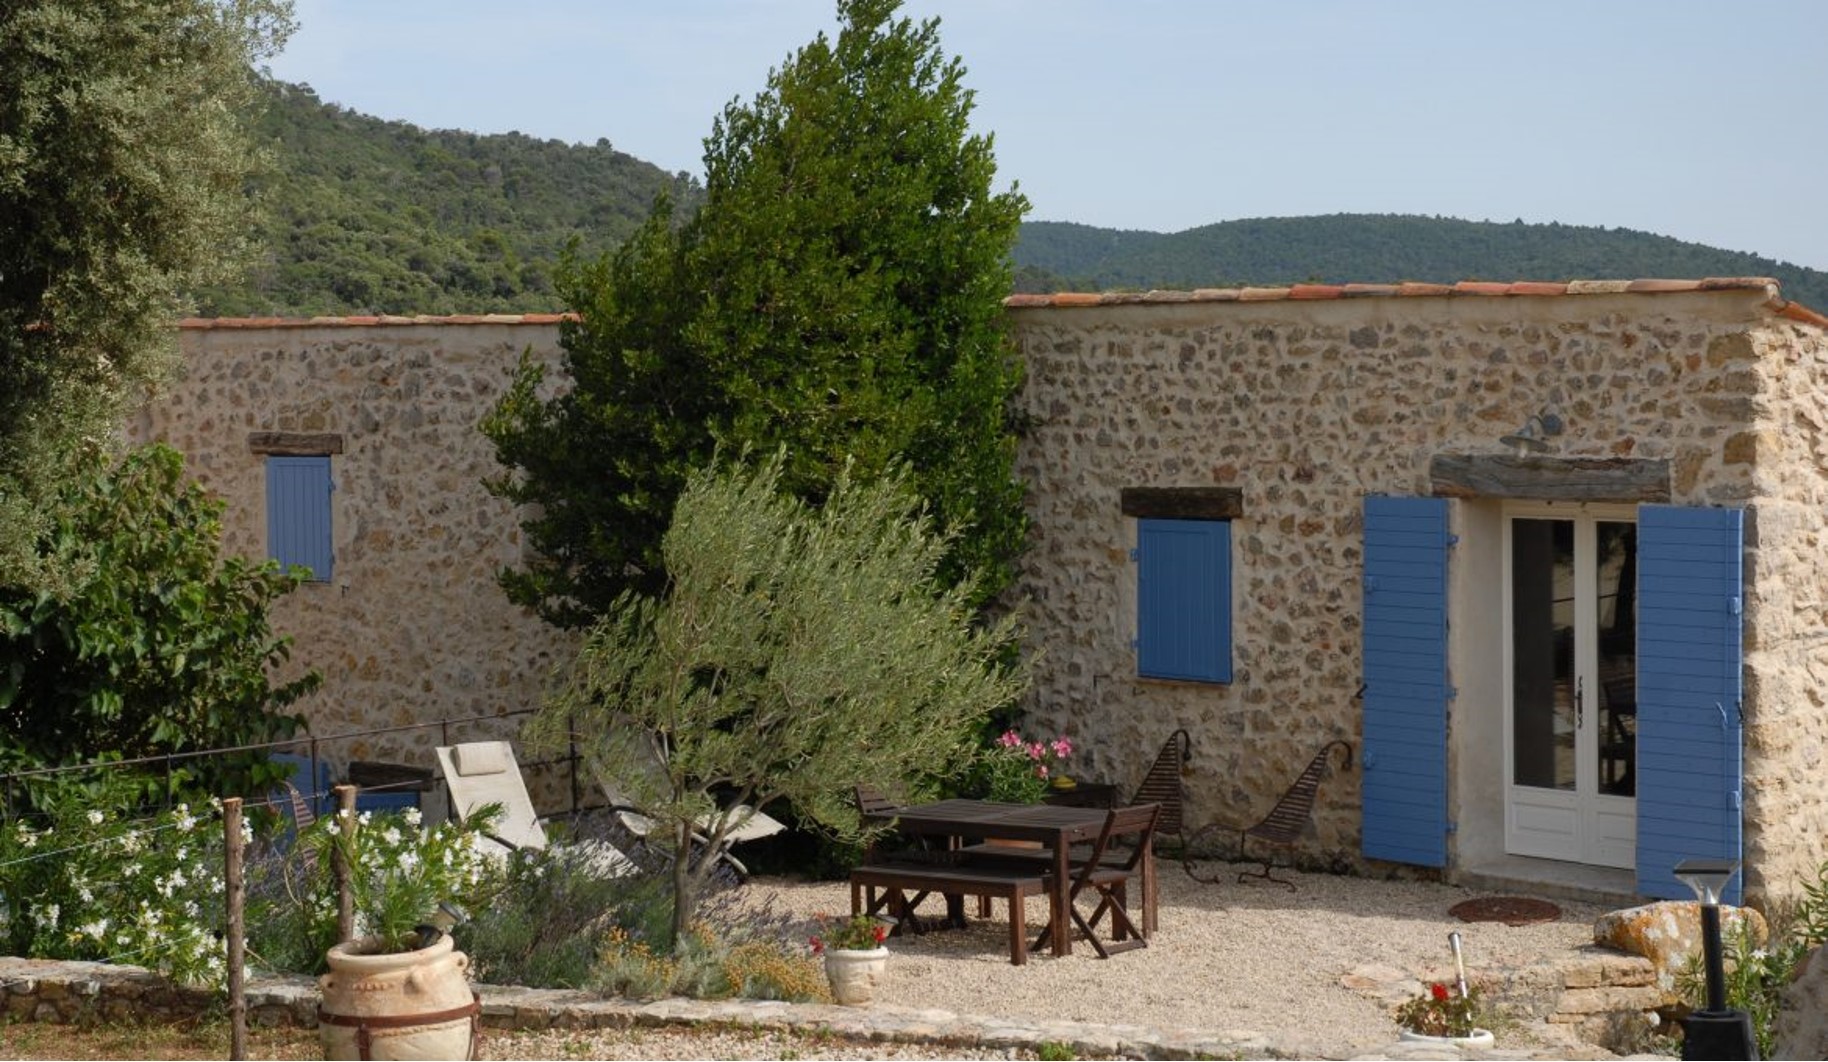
[133,315,578,803]
[140,278,1828,904]
[1005,278,1828,907]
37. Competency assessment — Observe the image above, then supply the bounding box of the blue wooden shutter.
[267,456,333,580]
[1137,518,1232,683]
[1360,496,1450,867]
[1636,505,1744,903]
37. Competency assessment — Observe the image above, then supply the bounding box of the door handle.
[1575,676,1584,730]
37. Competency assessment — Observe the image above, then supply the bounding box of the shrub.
[246,805,496,971]
[0,781,229,987]
[459,842,674,989]
[0,444,317,810]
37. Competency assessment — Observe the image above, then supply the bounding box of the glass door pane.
[1595,521,1637,797]
[1512,518,1575,790]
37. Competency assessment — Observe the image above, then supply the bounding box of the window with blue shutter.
[267,456,333,581]
[1136,518,1232,683]
[1635,505,1744,904]
[1360,495,1450,867]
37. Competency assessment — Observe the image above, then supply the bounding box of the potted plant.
[1394,981,1494,1048]
[309,807,492,1060]
[971,729,1075,803]
[810,912,891,1005]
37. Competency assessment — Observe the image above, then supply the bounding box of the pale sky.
[267,0,1828,272]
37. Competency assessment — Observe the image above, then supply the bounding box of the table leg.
[1142,835,1156,936]
[1051,833,1072,956]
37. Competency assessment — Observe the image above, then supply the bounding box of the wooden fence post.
[333,784,357,943]
[223,797,247,1062]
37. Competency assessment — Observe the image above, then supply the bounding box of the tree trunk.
[670,819,697,944]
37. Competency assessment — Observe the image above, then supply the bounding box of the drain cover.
[1449,896,1562,926]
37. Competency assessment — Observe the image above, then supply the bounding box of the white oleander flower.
[85,809,105,826]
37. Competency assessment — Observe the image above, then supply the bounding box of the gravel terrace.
[726,860,1612,1059]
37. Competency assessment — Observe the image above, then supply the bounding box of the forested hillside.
[191,80,1828,316]
[189,80,700,316]
[1013,216,1828,310]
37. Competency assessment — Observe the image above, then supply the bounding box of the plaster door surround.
[1502,501,1637,869]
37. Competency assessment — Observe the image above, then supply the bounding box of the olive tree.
[0,0,293,586]
[525,453,1025,940]
[485,0,1029,628]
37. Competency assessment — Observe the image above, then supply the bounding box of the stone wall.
[1739,320,1828,898]
[133,289,1828,895]
[131,319,574,806]
[1003,287,1824,895]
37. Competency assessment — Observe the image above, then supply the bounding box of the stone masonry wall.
[1738,320,1828,899]
[1004,289,1818,892]
[129,320,574,808]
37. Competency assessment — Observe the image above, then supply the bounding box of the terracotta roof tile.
[1624,279,1702,293]
[172,278,1822,331]
[1000,277,1819,325]
[178,312,578,330]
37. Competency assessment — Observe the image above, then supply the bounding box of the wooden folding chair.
[1033,802,1160,958]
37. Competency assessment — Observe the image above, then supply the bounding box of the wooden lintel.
[248,431,345,456]
[1430,454,1670,503]
[1120,486,1245,520]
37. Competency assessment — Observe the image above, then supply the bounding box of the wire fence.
[0,707,586,824]
[0,709,582,1060]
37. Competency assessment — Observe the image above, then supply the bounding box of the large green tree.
[527,453,1025,939]
[0,0,293,586]
[485,0,1029,627]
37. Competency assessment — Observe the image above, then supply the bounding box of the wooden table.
[867,798,1136,957]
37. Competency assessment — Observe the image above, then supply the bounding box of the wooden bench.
[849,862,1047,965]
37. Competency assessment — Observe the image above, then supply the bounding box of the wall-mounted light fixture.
[1499,411,1564,456]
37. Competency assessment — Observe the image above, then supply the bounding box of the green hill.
[190,80,700,317]
[193,81,1828,316]
[1012,215,1828,310]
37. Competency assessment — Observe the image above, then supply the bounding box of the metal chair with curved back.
[1130,728,1191,852]
[1234,739,1355,890]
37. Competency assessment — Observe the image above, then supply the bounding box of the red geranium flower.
[1430,982,1450,1001]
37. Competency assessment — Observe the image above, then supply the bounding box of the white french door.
[1503,502,1637,868]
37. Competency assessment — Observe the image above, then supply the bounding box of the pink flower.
[1050,738,1074,759]
[997,730,1023,749]
[1026,741,1046,761]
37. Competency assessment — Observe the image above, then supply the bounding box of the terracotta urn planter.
[318,934,479,1060]
[823,945,889,1005]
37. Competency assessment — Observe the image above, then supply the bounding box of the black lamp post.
[1674,858,1759,1061]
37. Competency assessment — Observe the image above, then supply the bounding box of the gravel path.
[730,862,1608,1058]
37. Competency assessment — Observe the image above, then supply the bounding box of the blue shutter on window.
[1635,505,1744,904]
[1360,496,1450,867]
[267,456,333,580]
[1137,518,1231,683]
